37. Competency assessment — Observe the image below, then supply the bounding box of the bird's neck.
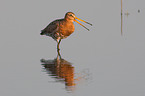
[65,18,74,23]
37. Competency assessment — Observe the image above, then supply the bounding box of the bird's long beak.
[74,17,92,31]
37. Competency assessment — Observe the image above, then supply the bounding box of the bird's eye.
[69,14,73,17]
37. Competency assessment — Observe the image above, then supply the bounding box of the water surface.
[0,0,145,96]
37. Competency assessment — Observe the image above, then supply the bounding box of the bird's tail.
[40,30,45,35]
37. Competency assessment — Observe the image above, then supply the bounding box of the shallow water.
[1,0,145,96]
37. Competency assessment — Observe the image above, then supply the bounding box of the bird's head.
[65,12,76,21]
[65,12,92,31]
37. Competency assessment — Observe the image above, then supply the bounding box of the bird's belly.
[61,30,74,39]
[60,25,75,37]
[49,22,75,40]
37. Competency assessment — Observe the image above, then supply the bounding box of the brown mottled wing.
[40,19,60,35]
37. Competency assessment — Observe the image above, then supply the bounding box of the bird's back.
[41,19,75,40]
[40,19,63,35]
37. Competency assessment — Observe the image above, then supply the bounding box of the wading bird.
[40,12,92,52]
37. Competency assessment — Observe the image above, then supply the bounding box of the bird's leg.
[57,50,62,60]
[57,39,61,52]
[57,39,62,59]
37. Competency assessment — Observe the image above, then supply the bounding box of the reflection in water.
[41,57,75,91]
[41,51,92,92]
[41,50,92,92]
